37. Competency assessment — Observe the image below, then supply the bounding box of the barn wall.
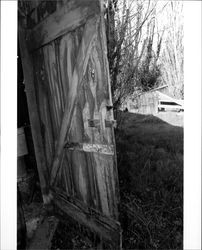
[129,91,159,114]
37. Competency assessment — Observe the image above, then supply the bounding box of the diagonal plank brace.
[64,142,114,155]
[50,16,100,186]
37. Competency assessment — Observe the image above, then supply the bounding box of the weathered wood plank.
[64,142,114,155]
[18,24,51,203]
[41,47,59,143]
[54,39,65,113]
[58,33,72,104]
[52,191,122,248]
[43,44,61,135]
[62,154,71,196]
[32,48,54,170]
[74,30,119,218]
[50,16,100,186]
[27,0,100,51]
[20,1,121,246]
[98,10,121,209]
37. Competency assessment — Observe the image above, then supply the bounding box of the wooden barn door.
[19,0,121,247]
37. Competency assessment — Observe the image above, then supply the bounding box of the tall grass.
[116,112,183,249]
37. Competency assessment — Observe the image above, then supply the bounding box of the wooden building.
[18,0,121,248]
[125,85,175,114]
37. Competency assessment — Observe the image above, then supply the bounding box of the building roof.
[157,91,184,106]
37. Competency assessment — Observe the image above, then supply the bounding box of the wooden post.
[99,2,122,248]
[18,21,52,204]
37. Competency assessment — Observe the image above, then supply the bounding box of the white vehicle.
[158,100,184,112]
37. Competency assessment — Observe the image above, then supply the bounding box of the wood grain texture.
[50,16,99,186]
[31,15,119,217]
[26,0,100,51]
[99,9,121,210]
[20,0,121,246]
[18,25,50,199]
[32,48,54,170]
[53,190,122,248]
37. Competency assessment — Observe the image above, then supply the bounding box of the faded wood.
[51,21,119,218]
[19,0,121,247]
[27,0,100,51]
[32,48,55,170]
[50,16,99,186]
[18,25,50,202]
[99,9,121,208]
[43,43,62,134]
[53,191,122,248]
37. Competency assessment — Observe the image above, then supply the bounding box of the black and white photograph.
[0,0,201,250]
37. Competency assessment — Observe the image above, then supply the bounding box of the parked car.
[158,100,184,112]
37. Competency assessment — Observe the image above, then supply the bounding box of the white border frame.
[184,1,201,249]
[0,1,201,250]
[1,2,17,250]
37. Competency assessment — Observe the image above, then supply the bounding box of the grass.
[116,112,183,249]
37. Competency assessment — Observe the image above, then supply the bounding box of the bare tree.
[104,0,163,111]
[158,1,184,99]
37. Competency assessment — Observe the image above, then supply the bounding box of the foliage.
[158,1,184,99]
[104,0,163,110]
[136,60,161,92]
[104,0,184,110]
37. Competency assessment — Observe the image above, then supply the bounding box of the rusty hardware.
[64,142,114,155]
[106,105,113,111]
[105,120,117,128]
[90,68,95,80]
[88,119,100,128]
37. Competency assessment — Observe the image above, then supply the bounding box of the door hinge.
[105,120,117,128]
